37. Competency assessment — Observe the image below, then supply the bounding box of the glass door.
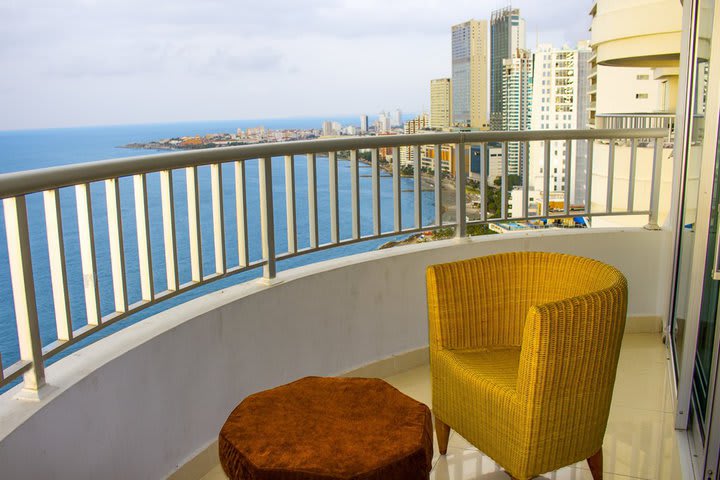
[671,0,720,477]
[672,0,716,418]
[695,128,720,478]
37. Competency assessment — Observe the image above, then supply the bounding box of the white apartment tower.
[502,49,533,176]
[430,78,452,129]
[529,42,592,202]
[391,109,403,127]
[360,115,369,133]
[451,20,489,129]
[376,112,391,133]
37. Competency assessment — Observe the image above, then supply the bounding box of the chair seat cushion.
[431,347,524,470]
[445,347,521,392]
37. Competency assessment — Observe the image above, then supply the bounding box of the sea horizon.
[0,116,434,392]
[0,113,415,135]
[0,115,408,173]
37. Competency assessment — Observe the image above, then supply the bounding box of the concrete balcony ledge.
[591,0,682,68]
[0,227,673,480]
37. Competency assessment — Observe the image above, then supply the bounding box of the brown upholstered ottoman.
[218,376,433,480]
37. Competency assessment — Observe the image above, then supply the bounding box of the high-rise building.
[491,7,526,130]
[430,78,452,129]
[391,109,403,127]
[360,115,369,133]
[529,42,592,203]
[502,49,533,176]
[322,121,333,136]
[451,19,489,129]
[376,112,391,133]
[575,44,592,203]
[400,113,429,166]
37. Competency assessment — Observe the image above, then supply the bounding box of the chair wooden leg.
[587,449,603,480]
[434,418,450,455]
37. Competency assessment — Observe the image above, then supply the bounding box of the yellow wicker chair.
[426,252,627,480]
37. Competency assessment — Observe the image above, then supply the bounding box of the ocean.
[0,117,436,389]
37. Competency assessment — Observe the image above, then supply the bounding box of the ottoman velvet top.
[219,376,433,480]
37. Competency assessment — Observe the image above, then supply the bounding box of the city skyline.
[2,0,592,131]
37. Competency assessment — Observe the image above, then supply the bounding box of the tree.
[400,164,414,176]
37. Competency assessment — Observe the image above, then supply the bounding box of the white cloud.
[0,0,591,129]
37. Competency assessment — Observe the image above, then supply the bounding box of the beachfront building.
[528,42,592,203]
[451,19,489,129]
[391,109,402,127]
[490,6,526,130]
[376,112,391,133]
[502,49,533,176]
[400,113,429,166]
[360,114,368,133]
[430,78,452,129]
[420,144,454,174]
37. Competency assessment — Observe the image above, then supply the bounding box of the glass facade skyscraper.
[490,7,526,130]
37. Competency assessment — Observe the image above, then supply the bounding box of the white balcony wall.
[591,143,674,227]
[0,228,673,480]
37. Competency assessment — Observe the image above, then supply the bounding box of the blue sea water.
[0,117,436,390]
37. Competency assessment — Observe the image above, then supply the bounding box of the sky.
[0,0,592,131]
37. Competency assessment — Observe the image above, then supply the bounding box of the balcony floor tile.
[199,333,680,480]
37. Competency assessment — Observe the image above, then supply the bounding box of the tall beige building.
[430,78,452,129]
[451,20,489,129]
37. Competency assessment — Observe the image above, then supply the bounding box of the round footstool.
[219,376,433,480]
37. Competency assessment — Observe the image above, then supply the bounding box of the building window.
[636,93,649,99]
[636,74,650,80]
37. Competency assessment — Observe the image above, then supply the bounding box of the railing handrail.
[0,128,667,199]
[595,112,675,117]
[0,126,670,395]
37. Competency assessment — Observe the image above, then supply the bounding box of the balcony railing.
[0,128,667,394]
[596,113,675,142]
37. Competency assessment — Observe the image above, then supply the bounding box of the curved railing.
[0,128,667,393]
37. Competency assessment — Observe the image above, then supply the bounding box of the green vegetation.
[400,164,415,176]
[467,224,497,236]
[430,225,497,240]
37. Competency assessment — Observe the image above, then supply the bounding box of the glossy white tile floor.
[200,333,682,480]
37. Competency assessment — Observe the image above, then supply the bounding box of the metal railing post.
[645,139,663,230]
[434,145,442,226]
[522,141,529,219]
[455,141,467,238]
[3,196,46,395]
[259,157,277,279]
[371,149,381,235]
[0,128,671,390]
[480,143,487,222]
[606,141,616,213]
[585,139,594,216]
[392,147,402,232]
[543,140,551,217]
[501,142,508,220]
